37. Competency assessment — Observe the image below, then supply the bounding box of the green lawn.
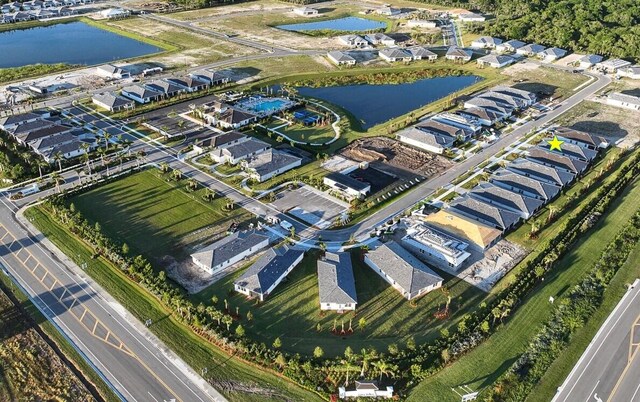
[526,240,640,402]
[214,162,243,176]
[25,206,323,402]
[406,174,640,401]
[193,249,485,357]
[69,169,250,260]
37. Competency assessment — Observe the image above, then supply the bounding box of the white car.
[280,220,293,231]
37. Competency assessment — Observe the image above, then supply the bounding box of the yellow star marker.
[548,135,564,152]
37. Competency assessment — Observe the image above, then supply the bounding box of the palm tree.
[36,159,47,179]
[50,171,63,193]
[373,360,395,382]
[53,151,63,172]
[97,147,106,167]
[342,358,357,386]
[103,132,112,150]
[222,315,233,331]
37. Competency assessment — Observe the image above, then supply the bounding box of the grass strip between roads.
[24,206,324,402]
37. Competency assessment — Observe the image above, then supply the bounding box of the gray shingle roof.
[477,54,513,65]
[400,127,455,149]
[380,47,412,59]
[458,107,502,122]
[122,84,162,100]
[30,132,75,151]
[469,182,544,217]
[446,46,472,58]
[519,43,546,54]
[449,195,522,230]
[406,46,437,59]
[146,79,184,95]
[327,50,356,63]
[201,131,246,148]
[245,149,301,176]
[507,159,575,187]
[325,172,371,192]
[541,141,598,161]
[473,36,502,46]
[464,98,514,115]
[490,169,561,200]
[168,76,208,89]
[19,123,70,143]
[317,252,357,306]
[92,92,134,108]
[579,54,603,65]
[500,39,526,50]
[220,108,257,125]
[417,120,465,138]
[234,246,304,296]
[366,241,443,295]
[223,138,270,159]
[191,230,269,270]
[540,47,567,58]
[551,127,607,149]
[8,119,56,136]
[526,147,588,174]
[609,92,640,107]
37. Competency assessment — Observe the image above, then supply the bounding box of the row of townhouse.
[471,36,640,75]
[0,110,99,163]
[328,44,473,67]
[407,127,609,273]
[92,68,230,112]
[0,5,75,22]
[398,85,536,154]
[1,0,90,13]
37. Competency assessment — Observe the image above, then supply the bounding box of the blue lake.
[277,17,386,32]
[0,21,162,68]
[296,76,482,129]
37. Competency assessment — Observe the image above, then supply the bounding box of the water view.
[277,17,386,32]
[0,21,162,68]
[295,75,482,129]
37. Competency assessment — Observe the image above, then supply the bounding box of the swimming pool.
[238,97,292,114]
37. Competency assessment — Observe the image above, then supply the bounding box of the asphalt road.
[0,197,227,402]
[553,279,640,402]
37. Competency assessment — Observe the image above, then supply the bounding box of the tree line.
[411,0,640,61]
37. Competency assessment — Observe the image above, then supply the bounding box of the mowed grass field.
[194,249,485,357]
[69,169,250,260]
[405,170,640,402]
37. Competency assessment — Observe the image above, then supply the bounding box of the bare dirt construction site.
[339,136,454,179]
[501,61,589,100]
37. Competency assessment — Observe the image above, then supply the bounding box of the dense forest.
[413,0,640,61]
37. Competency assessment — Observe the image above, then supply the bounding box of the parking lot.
[270,185,348,229]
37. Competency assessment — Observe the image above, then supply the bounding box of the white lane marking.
[594,393,603,402]
[148,391,160,402]
[590,381,601,400]
[631,382,640,402]
[558,288,640,401]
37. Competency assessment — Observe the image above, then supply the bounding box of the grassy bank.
[0,273,120,402]
[0,63,78,85]
[406,171,640,401]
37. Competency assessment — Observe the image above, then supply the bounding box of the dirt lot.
[501,61,589,100]
[339,136,453,178]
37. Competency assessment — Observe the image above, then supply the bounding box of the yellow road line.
[608,313,640,402]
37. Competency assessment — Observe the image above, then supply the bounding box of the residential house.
[492,86,537,106]
[470,36,502,49]
[95,64,130,79]
[8,11,33,21]
[459,12,485,22]
[121,84,162,104]
[317,252,357,312]
[431,112,482,135]
[242,149,302,182]
[596,58,632,73]
[189,69,230,86]
[339,381,394,399]
[365,33,396,46]
[364,241,443,300]
[338,34,368,48]
[406,46,437,61]
[422,209,502,251]
[538,47,567,62]
[552,126,610,150]
[448,195,522,231]
[42,140,89,162]
[379,47,412,62]
[211,138,270,164]
[617,65,640,79]
[402,222,471,270]
[6,119,58,142]
[215,107,257,130]
[606,92,640,111]
[445,46,472,62]
[168,77,209,93]
[457,107,503,126]
[516,43,546,57]
[92,92,135,112]
[397,126,455,154]
[376,5,400,16]
[540,141,597,162]
[233,246,305,302]
[490,169,561,201]
[463,98,514,117]
[324,172,371,199]
[525,147,588,175]
[190,230,270,274]
[327,51,356,66]
[193,131,246,153]
[338,381,393,399]
[507,159,575,187]
[293,6,318,16]
[476,54,514,68]
[496,39,526,53]
[468,182,544,220]
[146,79,184,99]
[18,124,72,145]
[417,119,468,140]
[407,19,436,28]
[0,110,50,131]
[577,54,603,69]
